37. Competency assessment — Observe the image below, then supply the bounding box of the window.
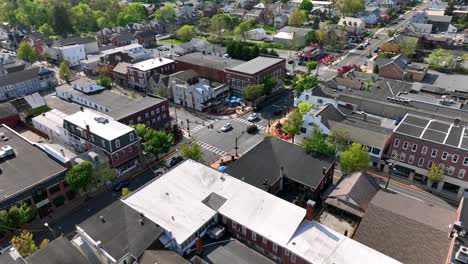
[137,116,142,122]
[128,119,134,125]
[252,231,256,241]
[232,221,237,229]
[418,158,424,167]
[129,133,135,141]
[411,144,418,152]
[431,149,438,158]
[145,112,149,118]
[403,142,409,150]
[115,140,120,148]
[442,152,448,160]
[272,243,277,253]
[439,163,445,171]
[371,148,380,155]
[448,166,455,176]
[464,157,468,166]
[262,237,267,244]
[101,140,106,148]
[162,105,166,111]
[459,169,466,179]
[156,108,160,114]
[291,254,297,263]
[150,110,155,116]
[284,249,289,256]
[400,152,406,161]
[421,146,428,155]
[391,150,398,158]
[408,155,414,164]
[222,216,226,224]
[242,226,246,235]
[427,160,433,169]
[394,139,399,147]
[453,154,459,163]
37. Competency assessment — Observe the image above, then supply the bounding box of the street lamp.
[234,131,245,157]
[44,223,57,239]
[385,159,396,189]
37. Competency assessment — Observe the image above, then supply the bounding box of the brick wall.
[117,99,170,128]
[379,63,405,80]
[174,61,226,83]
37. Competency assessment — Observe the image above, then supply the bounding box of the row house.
[388,113,468,198]
[128,58,175,91]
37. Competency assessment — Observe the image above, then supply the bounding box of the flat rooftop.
[32,109,67,133]
[394,113,468,150]
[227,56,285,75]
[201,239,275,264]
[0,125,67,205]
[174,52,244,70]
[64,109,133,141]
[70,78,95,88]
[129,58,174,71]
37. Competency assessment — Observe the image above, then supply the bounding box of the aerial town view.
[0,0,467,262]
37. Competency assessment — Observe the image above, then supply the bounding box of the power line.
[0,223,50,233]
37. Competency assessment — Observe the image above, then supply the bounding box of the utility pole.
[234,132,244,157]
[385,159,396,189]
[186,118,190,137]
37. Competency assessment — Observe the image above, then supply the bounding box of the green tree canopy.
[175,25,197,42]
[305,30,319,44]
[282,110,303,143]
[306,61,318,74]
[39,23,54,38]
[328,128,349,152]
[294,75,318,92]
[97,75,112,89]
[243,84,265,103]
[288,10,308,27]
[59,60,72,82]
[11,231,48,257]
[397,37,418,58]
[17,42,37,62]
[336,0,365,16]
[142,129,174,159]
[299,0,313,13]
[155,5,176,21]
[303,127,335,156]
[70,3,98,33]
[65,161,95,192]
[428,164,444,183]
[181,142,203,161]
[298,101,313,114]
[234,20,253,41]
[427,48,454,70]
[339,143,370,173]
[262,78,277,95]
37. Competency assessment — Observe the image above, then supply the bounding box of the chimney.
[322,167,327,175]
[80,106,84,112]
[60,149,65,156]
[305,200,316,221]
[455,118,461,126]
[195,236,203,255]
[100,216,105,223]
[362,113,367,121]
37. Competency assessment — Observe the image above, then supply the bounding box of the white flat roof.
[101,43,143,56]
[129,58,174,71]
[64,109,133,140]
[32,109,67,132]
[286,221,401,264]
[274,31,294,40]
[123,160,305,246]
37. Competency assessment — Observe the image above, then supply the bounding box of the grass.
[26,105,51,117]
[263,26,278,34]
[161,38,185,45]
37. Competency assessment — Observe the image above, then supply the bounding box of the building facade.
[0,66,57,101]
[127,58,175,91]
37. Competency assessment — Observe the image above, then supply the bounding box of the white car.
[221,123,232,132]
[247,113,259,122]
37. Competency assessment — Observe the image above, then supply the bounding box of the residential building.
[388,113,468,198]
[446,192,468,264]
[225,137,335,201]
[374,54,428,81]
[324,172,380,218]
[110,32,138,47]
[273,26,311,48]
[25,236,89,264]
[51,81,170,129]
[174,52,244,83]
[225,56,285,96]
[75,200,164,264]
[353,189,455,264]
[0,124,77,218]
[0,102,20,128]
[0,65,57,101]
[338,17,366,34]
[174,38,219,55]
[121,159,400,263]
[329,70,377,90]
[63,109,141,174]
[32,109,70,145]
[247,28,268,41]
[134,31,157,48]
[52,36,99,54]
[22,33,46,58]
[47,44,86,67]
[111,62,130,87]
[127,58,175,91]
[172,77,227,112]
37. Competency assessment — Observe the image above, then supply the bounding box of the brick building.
[63,109,141,175]
[225,56,286,96]
[0,102,20,128]
[374,54,428,81]
[134,31,157,48]
[110,32,137,47]
[128,58,175,91]
[174,52,244,83]
[388,113,468,198]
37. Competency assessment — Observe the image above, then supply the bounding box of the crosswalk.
[233,117,267,131]
[193,141,229,156]
[190,119,218,134]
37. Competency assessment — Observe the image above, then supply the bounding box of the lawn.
[263,26,278,34]
[161,38,185,45]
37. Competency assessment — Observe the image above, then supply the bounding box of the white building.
[47,44,86,67]
[32,109,71,145]
[70,78,106,94]
[172,79,225,111]
[338,17,366,34]
[247,28,267,41]
[294,87,340,108]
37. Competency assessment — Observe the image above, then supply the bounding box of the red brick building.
[0,102,20,128]
[110,33,137,47]
[374,54,428,81]
[134,31,157,48]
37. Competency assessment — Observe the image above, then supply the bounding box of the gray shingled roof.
[227,56,285,75]
[25,237,88,264]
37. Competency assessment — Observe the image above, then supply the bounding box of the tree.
[294,75,318,92]
[298,101,313,114]
[306,61,318,74]
[305,30,319,44]
[397,37,418,58]
[299,0,313,13]
[373,64,379,74]
[427,48,454,70]
[210,14,229,39]
[59,60,72,82]
[387,29,396,37]
[262,78,277,95]
[65,161,95,192]
[17,203,34,226]
[199,17,211,31]
[97,75,112,89]
[328,128,349,153]
[143,130,174,159]
[445,0,455,15]
[17,42,37,62]
[339,143,370,173]
[11,231,48,257]
[126,3,147,21]
[234,20,252,41]
[132,123,150,138]
[70,3,98,33]
[288,10,308,27]
[180,142,203,161]
[303,127,335,156]
[336,0,365,16]
[243,84,264,104]
[175,25,197,42]
[155,5,176,21]
[121,187,131,199]
[282,110,303,143]
[50,2,74,36]
[427,164,444,184]
[39,23,55,38]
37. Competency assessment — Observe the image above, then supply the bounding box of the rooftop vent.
[100,216,105,223]
[0,133,8,141]
[456,246,468,264]
[94,117,109,124]
[0,145,14,159]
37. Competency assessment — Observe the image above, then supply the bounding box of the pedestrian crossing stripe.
[193,141,229,156]
[233,118,267,131]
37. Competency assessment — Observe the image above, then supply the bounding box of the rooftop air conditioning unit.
[456,246,468,263]
[0,145,14,159]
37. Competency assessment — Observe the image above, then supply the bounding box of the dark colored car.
[246,124,258,134]
[273,109,282,116]
[166,155,183,168]
[113,181,130,192]
[288,60,294,64]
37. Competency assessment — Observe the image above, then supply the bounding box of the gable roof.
[314,103,346,128]
[111,32,135,42]
[353,190,455,264]
[225,137,334,190]
[77,200,164,260]
[25,237,88,264]
[139,250,190,264]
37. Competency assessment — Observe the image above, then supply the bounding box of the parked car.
[113,181,130,192]
[166,155,183,168]
[247,113,259,122]
[221,123,232,132]
[288,60,294,64]
[273,109,282,116]
[246,124,258,134]
[373,47,380,53]
[364,42,371,47]
[357,44,365,50]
